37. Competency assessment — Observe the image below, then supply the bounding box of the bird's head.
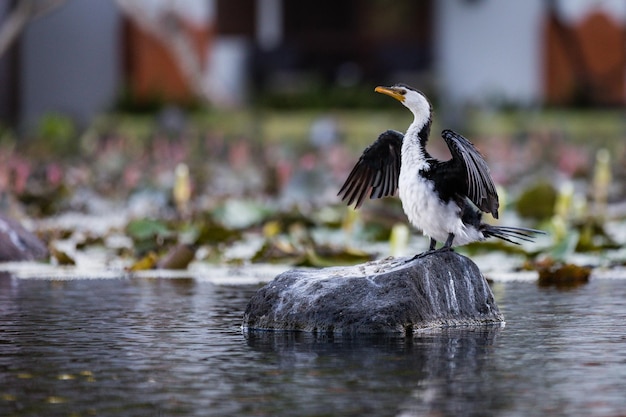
[375,84,431,122]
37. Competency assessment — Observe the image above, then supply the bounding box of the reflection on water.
[245,327,506,416]
[0,273,625,417]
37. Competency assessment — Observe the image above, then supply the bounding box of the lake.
[1,270,625,416]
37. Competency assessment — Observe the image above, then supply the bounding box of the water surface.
[0,273,625,416]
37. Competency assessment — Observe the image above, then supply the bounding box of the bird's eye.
[400,89,407,95]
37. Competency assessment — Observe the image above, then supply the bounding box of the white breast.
[398,134,483,247]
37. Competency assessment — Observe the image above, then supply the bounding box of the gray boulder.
[243,251,504,335]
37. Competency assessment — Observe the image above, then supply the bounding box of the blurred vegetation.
[467,107,626,150]
[1,100,625,278]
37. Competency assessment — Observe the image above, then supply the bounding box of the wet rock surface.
[243,251,504,335]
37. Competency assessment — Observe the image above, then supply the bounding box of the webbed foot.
[403,234,455,264]
[406,247,451,262]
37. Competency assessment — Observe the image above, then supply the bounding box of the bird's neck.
[402,115,432,167]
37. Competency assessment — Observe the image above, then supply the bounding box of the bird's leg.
[406,238,438,263]
[442,233,455,250]
[422,234,455,257]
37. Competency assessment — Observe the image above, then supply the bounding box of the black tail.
[482,225,546,245]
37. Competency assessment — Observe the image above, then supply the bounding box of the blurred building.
[0,0,120,129]
[0,0,625,129]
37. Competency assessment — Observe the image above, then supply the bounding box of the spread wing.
[441,129,499,218]
[337,130,403,208]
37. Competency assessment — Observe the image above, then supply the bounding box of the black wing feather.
[440,129,499,218]
[338,130,403,208]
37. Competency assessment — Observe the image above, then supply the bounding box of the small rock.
[535,258,591,289]
[243,251,504,335]
[0,214,48,262]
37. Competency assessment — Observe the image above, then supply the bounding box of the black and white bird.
[338,84,543,255]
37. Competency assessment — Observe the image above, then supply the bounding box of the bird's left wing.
[441,129,499,218]
[338,129,403,208]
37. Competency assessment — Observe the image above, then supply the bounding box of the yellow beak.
[375,86,405,102]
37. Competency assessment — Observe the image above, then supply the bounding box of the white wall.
[435,0,544,108]
[21,0,121,128]
[557,0,626,23]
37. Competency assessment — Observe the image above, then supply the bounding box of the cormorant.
[338,84,543,255]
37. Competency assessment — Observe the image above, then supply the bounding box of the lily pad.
[516,181,557,220]
[194,218,243,246]
[251,239,302,264]
[295,245,375,267]
[575,219,620,252]
[128,252,158,271]
[125,218,176,255]
[50,246,76,266]
[212,199,273,229]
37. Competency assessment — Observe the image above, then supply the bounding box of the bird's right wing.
[338,130,403,208]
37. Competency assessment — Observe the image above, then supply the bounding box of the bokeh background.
[2,0,626,124]
[0,0,625,273]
